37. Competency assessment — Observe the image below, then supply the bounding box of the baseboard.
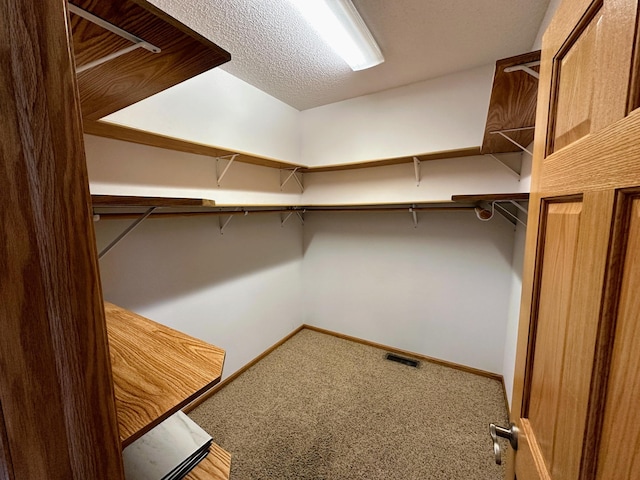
[302,324,504,382]
[500,376,511,415]
[185,323,506,412]
[183,325,305,413]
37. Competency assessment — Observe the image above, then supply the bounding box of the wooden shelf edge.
[84,121,305,170]
[84,120,483,172]
[185,443,231,480]
[451,193,530,203]
[92,195,216,208]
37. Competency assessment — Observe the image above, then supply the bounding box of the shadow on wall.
[94,213,303,310]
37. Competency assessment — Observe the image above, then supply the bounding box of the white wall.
[85,134,303,206]
[101,69,302,165]
[303,154,521,205]
[300,64,494,166]
[95,214,304,378]
[302,210,516,374]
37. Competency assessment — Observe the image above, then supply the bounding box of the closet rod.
[95,205,475,221]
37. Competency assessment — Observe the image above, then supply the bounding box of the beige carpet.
[189,329,509,479]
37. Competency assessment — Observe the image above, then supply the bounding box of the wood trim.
[183,326,306,412]
[301,147,482,173]
[185,443,231,480]
[302,325,504,381]
[84,121,306,169]
[451,193,530,203]
[92,194,216,207]
[0,1,124,477]
[84,120,482,172]
[501,377,511,414]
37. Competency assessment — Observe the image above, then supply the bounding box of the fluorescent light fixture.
[288,0,384,71]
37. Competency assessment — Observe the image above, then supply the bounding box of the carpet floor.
[189,329,509,479]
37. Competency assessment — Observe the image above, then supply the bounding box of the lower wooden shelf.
[185,443,231,480]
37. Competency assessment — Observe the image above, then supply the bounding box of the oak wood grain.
[481,51,541,154]
[185,443,232,480]
[596,198,640,479]
[83,120,482,171]
[510,1,640,479]
[104,302,225,447]
[0,1,124,478]
[70,0,230,120]
[92,194,216,208]
[451,193,529,203]
[84,121,305,169]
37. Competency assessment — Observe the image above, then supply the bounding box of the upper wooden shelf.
[92,195,215,208]
[70,0,230,121]
[451,193,530,204]
[481,51,541,155]
[104,302,225,447]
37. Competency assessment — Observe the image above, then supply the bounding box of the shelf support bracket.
[216,154,239,187]
[219,208,246,235]
[296,210,305,226]
[410,205,418,228]
[493,202,527,227]
[68,4,161,74]
[98,207,156,259]
[281,211,295,227]
[281,168,303,192]
[489,127,535,155]
[487,154,521,180]
[413,157,421,186]
[504,61,540,80]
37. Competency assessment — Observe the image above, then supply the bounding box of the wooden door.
[510,0,640,479]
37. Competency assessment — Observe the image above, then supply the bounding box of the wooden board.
[0,1,124,477]
[84,121,305,169]
[185,443,232,480]
[451,193,529,204]
[481,51,541,154]
[70,0,230,120]
[92,195,216,208]
[105,302,225,446]
[83,120,482,172]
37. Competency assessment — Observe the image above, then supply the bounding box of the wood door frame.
[0,1,124,478]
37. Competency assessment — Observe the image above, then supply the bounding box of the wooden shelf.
[84,120,481,172]
[70,0,230,121]
[451,193,530,204]
[481,51,541,155]
[105,302,225,447]
[92,195,216,208]
[185,443,231,480]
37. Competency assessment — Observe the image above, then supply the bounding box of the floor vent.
[385,353,420,368]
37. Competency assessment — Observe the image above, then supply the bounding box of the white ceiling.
[150,0,550,111]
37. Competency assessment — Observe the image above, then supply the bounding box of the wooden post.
[0,1,124,478]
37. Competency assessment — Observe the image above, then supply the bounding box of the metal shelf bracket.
[489,127,535,155]
[504,61,541,80]
[216,154,239,187]
[280,168,304,192]
[410,205,418,228]
[68,4,161,74]
[98,207,156,259]
[477,201,527,228]
[413,157,421,186]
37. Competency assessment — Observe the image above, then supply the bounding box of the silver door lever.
[490,422,518,465]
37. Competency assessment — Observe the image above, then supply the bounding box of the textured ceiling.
[149,0,550,111]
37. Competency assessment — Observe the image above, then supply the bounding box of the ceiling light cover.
[289,0,384,71]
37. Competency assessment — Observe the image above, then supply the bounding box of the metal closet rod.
[95,205,474,220]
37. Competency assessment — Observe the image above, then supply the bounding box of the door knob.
[490,422,518,465]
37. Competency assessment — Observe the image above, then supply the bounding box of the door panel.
[596,197,640,479]
[527,202,582,471]
[510,0,640,479]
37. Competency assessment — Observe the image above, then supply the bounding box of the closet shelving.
[105,302,230,479]
[71,0,234,477]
